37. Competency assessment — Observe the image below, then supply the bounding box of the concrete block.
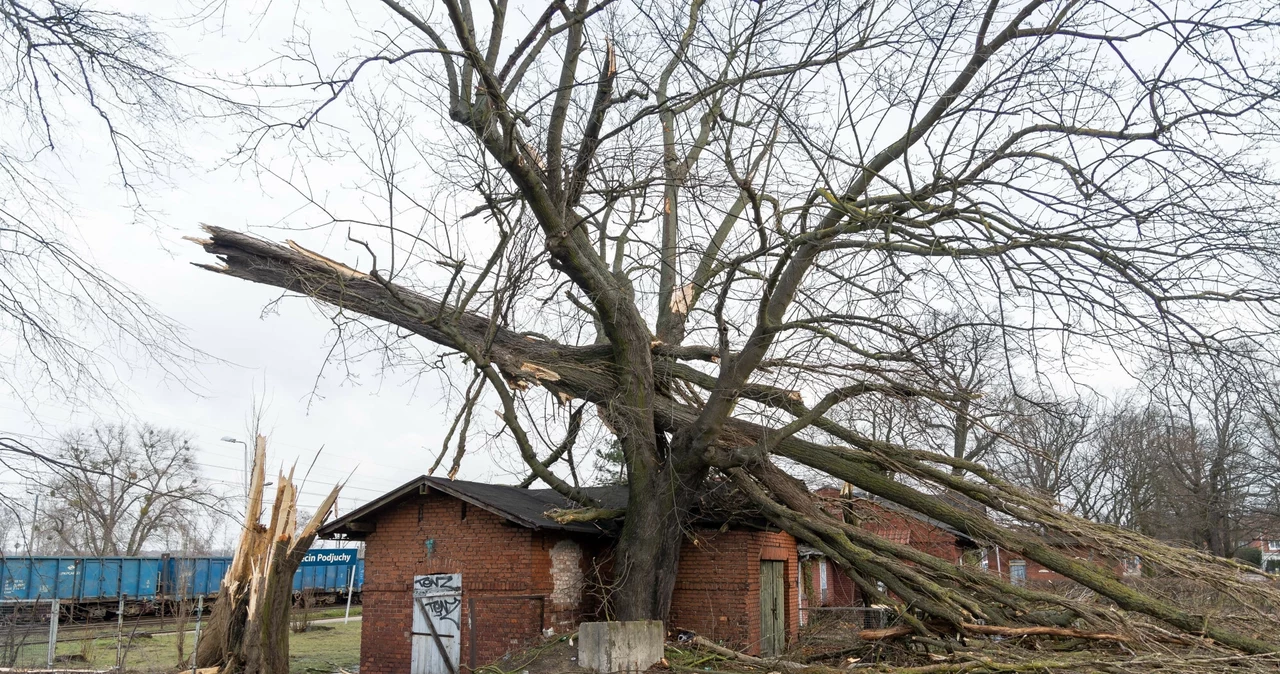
[578,620,664,673]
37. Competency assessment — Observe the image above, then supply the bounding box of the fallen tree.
[194,436,341,674]
[191,0,1280,656]
[856,624,1130,643]
[192,226,1280,652]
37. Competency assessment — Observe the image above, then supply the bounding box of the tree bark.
[610,459,707,620]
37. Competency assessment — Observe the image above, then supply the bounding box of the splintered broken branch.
[544,506,626,524]
[196,436,341,674]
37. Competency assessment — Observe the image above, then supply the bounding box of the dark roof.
[319,475,781,540]
[319,476,628,538]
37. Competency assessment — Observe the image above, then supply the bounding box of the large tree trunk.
[611,460,707,620]
[242,538,311,674]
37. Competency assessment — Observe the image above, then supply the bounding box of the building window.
[1009,560,1027,586]
[1267,541,1280,551]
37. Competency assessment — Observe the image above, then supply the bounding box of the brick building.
[319,476,798,674]
[797,486,1140,603]
[1243,537,1280,573]
[983,533,1141,588]
[799,486,976,613]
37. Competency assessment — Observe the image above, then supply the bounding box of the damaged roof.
[319,475,780,540]
[319,475,629,538]
[818,485,978,545]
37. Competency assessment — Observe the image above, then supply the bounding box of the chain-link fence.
[802,605,894,628]
[1,599,61,670]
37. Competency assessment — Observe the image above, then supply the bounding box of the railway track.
[3,615,176,643]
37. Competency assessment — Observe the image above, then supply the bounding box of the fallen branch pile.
[856,624,1130,643]
[682,630,1280,674]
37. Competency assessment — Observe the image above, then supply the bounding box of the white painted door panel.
[410,573,462,674]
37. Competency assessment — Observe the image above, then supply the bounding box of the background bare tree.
[1113,354,1276,556]
[833,316,1012,481]
[0,501,19,554]
[0,1,211,405]
[194,0,1280,651]
[1084,400,1165,531]
[909,319,1011,475]
[33,424,214,556]
[993,361,1280,557]
[990,395,1095,508]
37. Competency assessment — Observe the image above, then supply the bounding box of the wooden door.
[759,561,786,656]
[411,573,462,674]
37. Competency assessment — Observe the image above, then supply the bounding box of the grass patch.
[287,623,362,673]
[5,621,361,673]
[307,605,363,621]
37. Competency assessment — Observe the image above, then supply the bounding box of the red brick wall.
[357,491,604,674]
[358,490,800,668]
[802,557,857,608]
[987,546,1131,589]
[846,500,964,564]
[669,529,798,655]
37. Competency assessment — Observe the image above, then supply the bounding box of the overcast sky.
[0,1,536,527]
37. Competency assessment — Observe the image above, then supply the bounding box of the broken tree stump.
[195,436,341,674]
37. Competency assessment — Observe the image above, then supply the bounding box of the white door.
[818,561,828,605]
[411,573,462,674]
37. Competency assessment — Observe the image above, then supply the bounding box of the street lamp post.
[221,436,249,496]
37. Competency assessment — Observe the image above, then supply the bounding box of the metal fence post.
[189,594,204,674]
[116,594,127,671]
[46,597,59,669]
[344,566,356,624]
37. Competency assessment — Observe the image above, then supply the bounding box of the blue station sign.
[299,548,360,567]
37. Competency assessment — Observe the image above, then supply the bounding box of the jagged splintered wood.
[193,227,1280,654]
[195,436,341,674]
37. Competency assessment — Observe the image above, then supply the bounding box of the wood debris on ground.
[669,616,1280,674]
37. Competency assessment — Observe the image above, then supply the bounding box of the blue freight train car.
[162,556,234,599]
[0,552,363,619]
[293,561,363,595]
[0,557,162,603]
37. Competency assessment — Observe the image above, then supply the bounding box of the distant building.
[980,532,1141,588]
[798,486,978,614]
[799,485,1140,605]
[1243,538,1280,573]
